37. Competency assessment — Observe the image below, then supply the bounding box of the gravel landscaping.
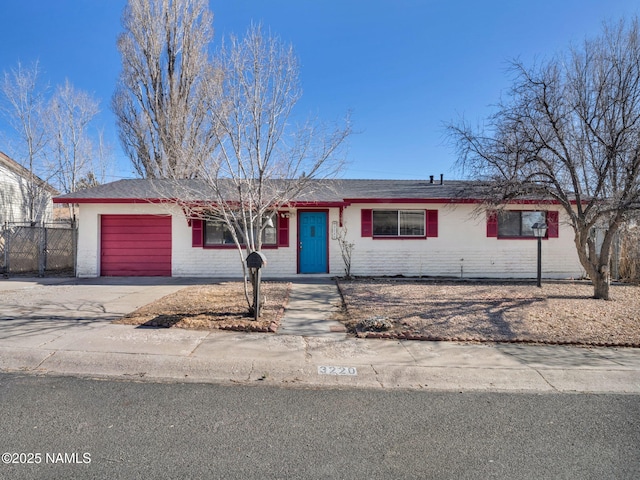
[335,279,640,346]
[115,281,290,332]
[114,277,640,347]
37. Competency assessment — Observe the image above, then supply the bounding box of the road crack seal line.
[247,361,255,382]
[302,337,312,362]
[492,348,560,392]
[531,367,559,392]
[33,351,55,371]
[400,340,418,364]
[186,331,210,357]
[370,364,385,388]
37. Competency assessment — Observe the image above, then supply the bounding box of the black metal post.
[253,268,261,321]
[537,236,542,288]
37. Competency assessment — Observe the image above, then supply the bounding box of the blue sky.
[1,0,639,181]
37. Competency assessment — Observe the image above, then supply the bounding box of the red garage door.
[100,215,172,276]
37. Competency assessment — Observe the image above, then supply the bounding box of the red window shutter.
[486,210,498,237]
[426,209,438,237]
[547,211,559,238]
[277,212,289,247]
[361,209,372,237]
[192,219,203,247]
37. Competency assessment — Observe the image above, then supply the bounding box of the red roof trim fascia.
[287,201,349,208]
[54,198,351,208]
[54,197,578,206]
[53,197,173,204]
[178,200,349,208]
[343,197,574,205]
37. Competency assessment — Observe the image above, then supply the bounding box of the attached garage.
[100,215,172,276]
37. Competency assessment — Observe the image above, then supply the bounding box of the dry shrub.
[618,224,640,283]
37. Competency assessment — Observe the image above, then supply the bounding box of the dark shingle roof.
[53,178,487,204]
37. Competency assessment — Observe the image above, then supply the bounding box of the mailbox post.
[245,251,267,321]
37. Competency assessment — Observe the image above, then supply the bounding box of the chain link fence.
[1,221,76,277]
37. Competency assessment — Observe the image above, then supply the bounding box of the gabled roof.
[53,178,499,205]
[0,151,58,194]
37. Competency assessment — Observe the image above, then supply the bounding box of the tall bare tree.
[112,0,217,178]
[0,61,50,222]
[177,24,351,310]
[448,18,640,300]
[46,80,101,218]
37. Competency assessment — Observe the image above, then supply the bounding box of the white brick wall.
[172,211,299,277]
[340,203,584,279]
[75,202,584,279]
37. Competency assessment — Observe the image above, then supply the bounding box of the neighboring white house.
[53,178,585,279]
[0,151,56,224]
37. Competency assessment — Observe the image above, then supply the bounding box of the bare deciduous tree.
[177,24,351,311]
[47,80,101,218]
[448,18,640,300]
[2,62,113,222]
[1,61,50,222]
[112,0,217,178]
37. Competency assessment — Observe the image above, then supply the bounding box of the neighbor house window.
[204,220,277,246]
[497,211,546,238]
[372,210,425,237]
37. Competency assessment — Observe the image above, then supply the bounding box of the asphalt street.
[1,373,639,479]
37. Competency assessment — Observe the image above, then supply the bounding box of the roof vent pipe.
[429,175,434,184]
[440,174,443,185]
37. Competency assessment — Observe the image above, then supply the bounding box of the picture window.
[372,210,425,237]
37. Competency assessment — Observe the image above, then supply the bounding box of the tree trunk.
[574,225,616,300]
[236,249,252,311]
[592,266,610,300]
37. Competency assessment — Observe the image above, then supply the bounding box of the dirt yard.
[115,281,290,332]
[335,279,640,346]
[114,277,640,346]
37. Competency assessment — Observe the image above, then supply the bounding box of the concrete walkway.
[0,277,639,393]
[277,278,347,337]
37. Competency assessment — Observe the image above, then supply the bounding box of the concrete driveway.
[0,277,207,347]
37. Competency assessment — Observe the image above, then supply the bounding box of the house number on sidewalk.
[317,366,357,376]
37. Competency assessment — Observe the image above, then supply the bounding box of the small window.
[498,211,546,238]
[204,221,236,245]
[372,210,425,237]
[204,220,277,246]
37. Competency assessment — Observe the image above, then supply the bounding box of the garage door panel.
[101,228,171,237]
[101,220,172,229]
[101,215,169,225]
[100,215,172,276]
[101,243,171,253]
[102,264,170,276]
[102,233,170,248]
[102,252,171,262]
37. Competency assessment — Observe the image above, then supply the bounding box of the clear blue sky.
[1,0,639,181]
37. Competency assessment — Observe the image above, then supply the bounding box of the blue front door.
[299,212,328,273]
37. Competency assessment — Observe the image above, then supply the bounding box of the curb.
[356,330,640,348]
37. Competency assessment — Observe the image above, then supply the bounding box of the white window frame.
[372,209,426,237]
[497,211,547,238]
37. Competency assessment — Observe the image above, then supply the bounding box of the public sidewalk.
[0,277,639,393]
